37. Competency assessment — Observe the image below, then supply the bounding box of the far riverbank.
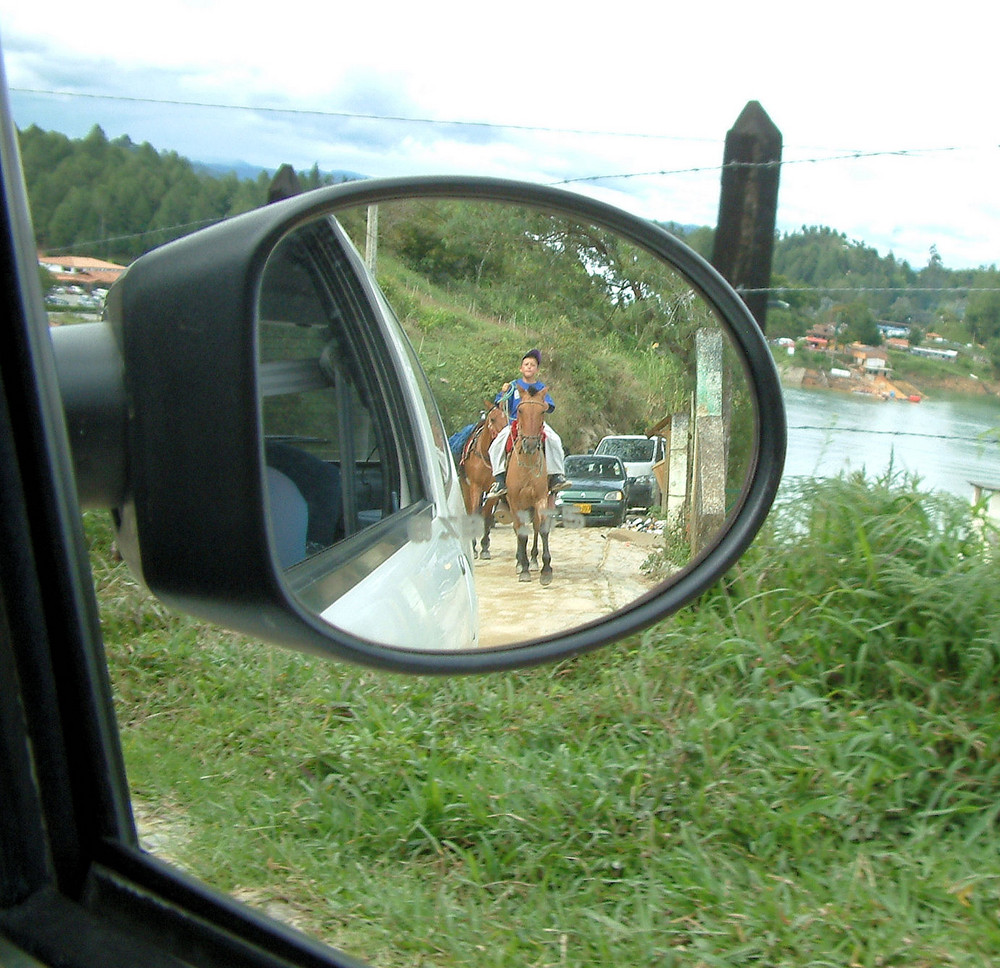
[777,359,1000,403]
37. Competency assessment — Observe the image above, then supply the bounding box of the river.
[780,385,1000,499]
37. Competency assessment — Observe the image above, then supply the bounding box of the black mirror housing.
[106,204,282,626]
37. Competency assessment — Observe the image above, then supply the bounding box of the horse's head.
[515,392,547,440]
[484,401,507,440]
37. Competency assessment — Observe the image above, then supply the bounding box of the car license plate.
[574,503,592,514]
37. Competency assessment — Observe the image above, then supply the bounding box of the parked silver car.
[555,454,631,526]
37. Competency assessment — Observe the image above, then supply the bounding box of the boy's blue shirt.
[496,377,555,416]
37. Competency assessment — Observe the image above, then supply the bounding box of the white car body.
[315,229,478,649]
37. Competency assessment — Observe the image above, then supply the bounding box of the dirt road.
[471,522,663,648]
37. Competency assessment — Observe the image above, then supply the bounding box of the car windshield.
[566,456,624,478]
[597,439,655,461]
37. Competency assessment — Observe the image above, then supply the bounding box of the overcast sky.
[1,2,996,270]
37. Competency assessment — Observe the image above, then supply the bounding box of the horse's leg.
[538,506,553,585]
[514,508,533,581]
[460,476,473,558]
[538,525,552,585]
[480,497,495,560]
[528,477,544,568]
[516,531,531,581]
[469,484,481,559]
[478,512,490,559]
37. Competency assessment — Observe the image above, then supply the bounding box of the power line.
[556,146,984,186]
[789,425,999,442]
[10,87,717,143]
[741,287,1000,295]
[17,87,998,273]
[63,218,222,251]
[15,87,998,166]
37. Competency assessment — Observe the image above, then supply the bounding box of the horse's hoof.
[480,549,491,560]
[540,572,553,586]
[518,572,532,582]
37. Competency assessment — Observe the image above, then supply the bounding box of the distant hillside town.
[39,252,126,288]
[39,252,126,314]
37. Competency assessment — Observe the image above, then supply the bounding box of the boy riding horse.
[487,348,570,499]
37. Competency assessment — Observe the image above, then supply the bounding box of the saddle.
[460,424,481,465]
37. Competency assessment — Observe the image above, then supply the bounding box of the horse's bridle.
[513,396,547,458]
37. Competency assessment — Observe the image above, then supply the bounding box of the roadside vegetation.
[884,347,995,391]
[93,469,1000,966]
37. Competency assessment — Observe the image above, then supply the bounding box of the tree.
[965,274,1000,345]
[47,186,98,248]
[838,300,880,346]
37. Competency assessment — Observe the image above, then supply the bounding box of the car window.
[258,221,420,563]
[566,456,624,477]
[596,438,656,462]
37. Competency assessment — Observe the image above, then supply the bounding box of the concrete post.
[365,204,378,273]
[692,329,727,553]
[666,412,690,533]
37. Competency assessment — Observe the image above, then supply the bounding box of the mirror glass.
[257,198,757,651]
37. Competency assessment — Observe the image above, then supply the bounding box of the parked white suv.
[592,434,666,509]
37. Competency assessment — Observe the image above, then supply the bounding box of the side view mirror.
[52,176,786,673]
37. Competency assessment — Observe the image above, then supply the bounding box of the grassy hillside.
[376,253,690,455]
[328,198,716,457]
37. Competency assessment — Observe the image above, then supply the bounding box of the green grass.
[92,470,1000,966]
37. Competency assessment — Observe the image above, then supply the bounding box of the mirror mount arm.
[51,320,128,509]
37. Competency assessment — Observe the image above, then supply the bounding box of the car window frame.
[0,72,374,968]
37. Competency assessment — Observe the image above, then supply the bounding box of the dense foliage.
[335,198,752,464]
[771,232,999,343]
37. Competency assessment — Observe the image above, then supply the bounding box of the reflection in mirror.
[258,199,756,651]
[258,225,410,560]
[257,219,479,653]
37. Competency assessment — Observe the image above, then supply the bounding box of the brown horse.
[504,390,554,584]
[458,402,507,559]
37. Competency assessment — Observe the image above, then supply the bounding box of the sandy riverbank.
[780,364,1000,401]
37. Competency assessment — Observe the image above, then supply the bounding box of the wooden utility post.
[711,101,782,333]
[267,164,302,203]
